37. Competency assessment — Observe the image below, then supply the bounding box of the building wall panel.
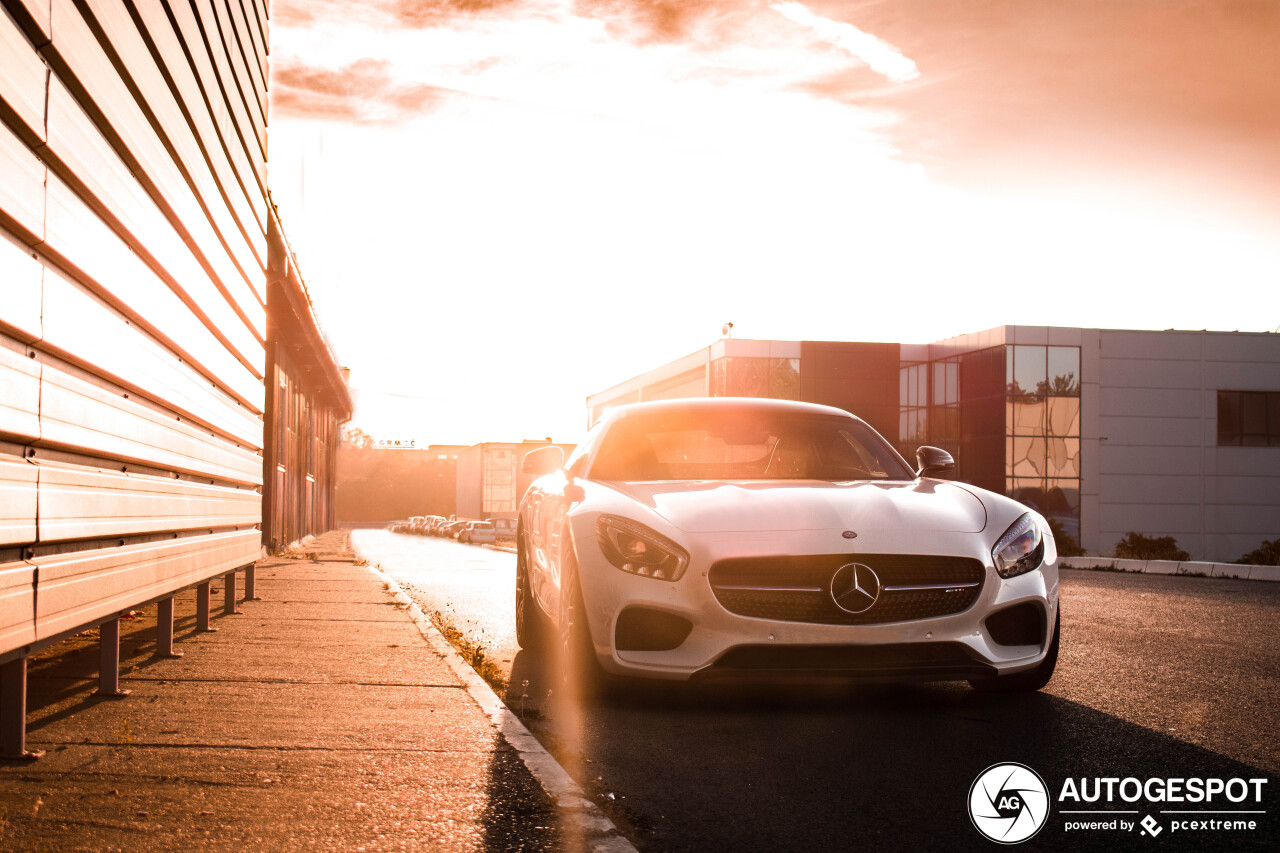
[39,357,262,485]
[0,561,35,651]
[80,0,264,275]
[131,0,266,240]
[1098,358,1204,390]
[44,0,265,336]
[0,5,47,141]
[0,455,38,546]
[192,0,263,155]
[0,115,45,241]
[224,0,264,107]
[166,0,265,196]
[1095,414,1203,448]
[39,266,263,447]
[0,230,43,342]
[44,78,263,373]
[0,336,40,443]
[35,460,260,542]
[34,529,260,640]
[39,175,264,413]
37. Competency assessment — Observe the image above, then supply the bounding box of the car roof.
[604,396,860,422]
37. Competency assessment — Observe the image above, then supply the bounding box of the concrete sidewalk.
[0,531,613,851]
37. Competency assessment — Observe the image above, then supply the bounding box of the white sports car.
[516,398,1059,691]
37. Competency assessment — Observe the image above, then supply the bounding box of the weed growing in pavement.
[429,611,508,693]
[116,717,136,745]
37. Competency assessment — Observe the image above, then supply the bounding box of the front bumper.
[573,523,1059,682]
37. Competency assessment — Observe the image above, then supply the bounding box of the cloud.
[569,0,731,42]
[273,0,523,29]
[770,2,919,83]
[272,59,453,123]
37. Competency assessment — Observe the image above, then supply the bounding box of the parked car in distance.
[459,521,497,545]
[443,520,469,539]
[487,518,517,540]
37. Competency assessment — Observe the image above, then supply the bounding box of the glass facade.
[710,357,801,400]
[900,343,1081,539]
[1006,345,1081,539]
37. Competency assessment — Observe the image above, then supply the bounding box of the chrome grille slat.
[708,554,985,625]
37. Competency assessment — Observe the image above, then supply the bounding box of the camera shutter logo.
[969,763,1050,844]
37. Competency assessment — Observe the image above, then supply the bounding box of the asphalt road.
[353,530,1280,851]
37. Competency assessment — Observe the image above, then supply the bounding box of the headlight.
[992,513,1045,579]
[595,515,689,582]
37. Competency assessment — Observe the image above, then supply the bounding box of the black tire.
[558,552,605,699]
[970,607,1060,693]
[515,532,548,650]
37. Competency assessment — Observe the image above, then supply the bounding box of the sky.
[266,0,1280,447]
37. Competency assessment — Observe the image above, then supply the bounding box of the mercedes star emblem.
[830,563,881,614]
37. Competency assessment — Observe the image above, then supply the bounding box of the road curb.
[368,565,638,853]
[1059,556,1278,581]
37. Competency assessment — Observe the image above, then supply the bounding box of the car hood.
[604,480,988,535]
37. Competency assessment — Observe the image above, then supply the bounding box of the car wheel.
[515,533,547,650]
[558,551,605,698]
[969,607,1060,693]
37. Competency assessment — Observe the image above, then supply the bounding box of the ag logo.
[968,763,1050,844]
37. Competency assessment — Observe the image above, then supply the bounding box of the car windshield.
[589,408,914,481]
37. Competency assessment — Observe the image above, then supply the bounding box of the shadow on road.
[507,650,1275,852]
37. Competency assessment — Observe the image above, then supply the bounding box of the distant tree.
[1234,538,1280,566]
[341,426,375,449]
[1113,532,1190,562]
[1047,517,1084,557]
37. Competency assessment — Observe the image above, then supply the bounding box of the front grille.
[708,553,985,625]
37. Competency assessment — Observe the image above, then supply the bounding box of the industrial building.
[586,327,1280,563]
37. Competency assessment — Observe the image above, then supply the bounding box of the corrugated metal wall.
[0,0,278,652]
[2,0,350,756]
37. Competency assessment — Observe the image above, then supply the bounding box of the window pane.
[1047,397,1081,437]
[1013,345,1047,399]
[711,358,728,396]
[1009,399,1045,435]
[1271,393,1280,446]
[933,363,945,408]
[770,358,801,400]
[899,411,909,443]
[1241,391,1267,445]
[1217,390,1241,445]
[729,358,769,397]
[1047,347,1080,396]
[947,362,959,404]
[899,367,909,407]
[1012,436,1045,477]
[1046,437,1080,478]
[1009,478,1046,514]
[917,364,929,407]
[1005,346,1014,393]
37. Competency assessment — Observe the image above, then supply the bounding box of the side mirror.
[522,445,564,475]
[916,446,956,479]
